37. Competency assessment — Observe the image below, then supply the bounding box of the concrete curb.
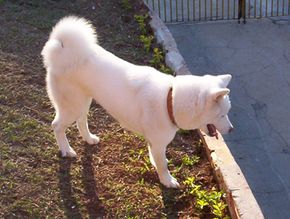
[147,8,191,75]
[144,3,264,218]
[198,131,264,219]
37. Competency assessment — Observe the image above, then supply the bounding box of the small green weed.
[149,47,164,67]
[182,154,200,167]
[171,154,200,177]
[121,0,132,10]
[149,48,173,74]
[183,176,196,187]
[128,148,153,175]
[139,35,154,53]
[139,156,151,174]
[134,14,149,35]
[183,176,228,218]
[129,148,145,161]
[135,13,173,75]
[159,64,173,74]
[134,133,146,142]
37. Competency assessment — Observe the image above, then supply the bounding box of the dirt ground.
[0,0,229,218]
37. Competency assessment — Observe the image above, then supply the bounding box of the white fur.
[42,16,233,188]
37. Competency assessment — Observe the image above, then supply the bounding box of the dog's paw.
[160,174,180,188]
[61,147,77,157]
[86,134,100,145]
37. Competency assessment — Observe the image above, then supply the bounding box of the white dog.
[42,16,233,188]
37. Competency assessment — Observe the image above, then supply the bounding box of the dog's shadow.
[160,186,181,218]
[81,144,105,218]
[58,157,82,219]
[58,144,105,218]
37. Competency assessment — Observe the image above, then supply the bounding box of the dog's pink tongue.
[207,124,218,139]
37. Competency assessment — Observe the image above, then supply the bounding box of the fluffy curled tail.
[41,16,97,71]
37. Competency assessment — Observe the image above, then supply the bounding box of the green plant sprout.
[121,0,132,10]
[182,154,200,167]
[139,35,154,53]
[134,14,149,35]
[183,177,228,218]
[149,47,164,67]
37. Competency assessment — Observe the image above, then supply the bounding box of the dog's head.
[199,74,233,135]
[200,88,233,136]
[172,74,233,136]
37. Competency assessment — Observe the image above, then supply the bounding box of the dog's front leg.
[77,114,100,145]
[149,144,180,188]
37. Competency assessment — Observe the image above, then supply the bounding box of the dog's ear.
[218,74,232,87]
[211,88,230,102]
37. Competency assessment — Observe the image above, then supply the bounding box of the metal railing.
[145,0,290,22]
[246,0,290,18]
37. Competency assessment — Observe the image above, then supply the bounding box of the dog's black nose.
[229,127,234,133]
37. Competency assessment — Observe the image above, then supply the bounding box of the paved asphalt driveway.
[167,18,290,218]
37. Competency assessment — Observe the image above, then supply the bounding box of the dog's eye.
[221,115,225,118]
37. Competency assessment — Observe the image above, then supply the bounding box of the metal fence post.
[238,0,246,23]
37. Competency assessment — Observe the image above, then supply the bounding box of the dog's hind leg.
[52,111,78,157]
[77,98,99,145]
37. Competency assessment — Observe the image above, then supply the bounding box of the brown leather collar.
[167,87,177,126]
